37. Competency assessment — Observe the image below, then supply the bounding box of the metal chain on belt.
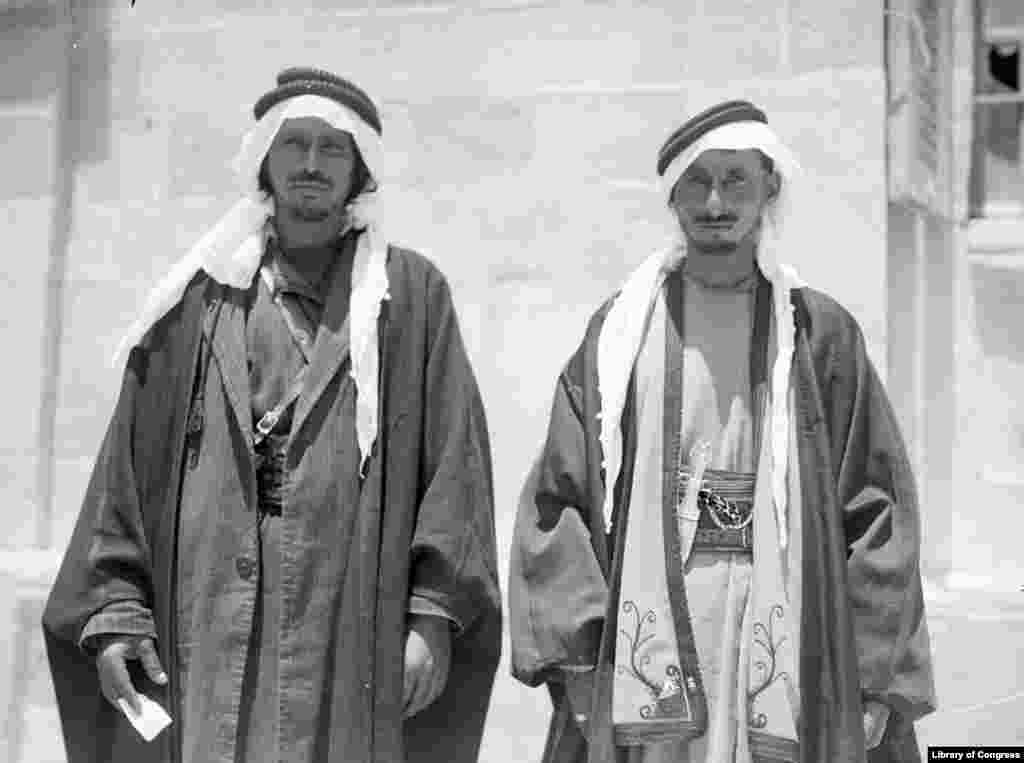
[698,488,754,530]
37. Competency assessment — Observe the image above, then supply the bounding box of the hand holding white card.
[117,695,173,742]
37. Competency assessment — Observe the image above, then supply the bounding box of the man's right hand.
[95,636,168,715]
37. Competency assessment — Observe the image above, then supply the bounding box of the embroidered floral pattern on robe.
[617,601,694,721]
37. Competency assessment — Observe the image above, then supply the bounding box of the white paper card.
[117,695,173,742]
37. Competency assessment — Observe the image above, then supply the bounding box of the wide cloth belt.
[255,433,289,516]
[676,467,755,552]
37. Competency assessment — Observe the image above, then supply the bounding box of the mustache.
[694,214,738,224]
[288,171,333,188]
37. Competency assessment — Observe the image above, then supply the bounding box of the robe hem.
[613,721,705,746]
[750,730,799,762]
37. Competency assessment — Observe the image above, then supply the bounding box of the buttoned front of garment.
[235,557,256,582]
[175,235,366,763]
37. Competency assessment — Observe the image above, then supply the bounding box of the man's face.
[669,148,779,253]
[265,116,360,248]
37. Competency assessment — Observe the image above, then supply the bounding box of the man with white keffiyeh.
[44,68,501,763]
[509,101,935,763]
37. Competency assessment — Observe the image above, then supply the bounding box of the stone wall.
[0,1,886,760]
[0,2,69,760]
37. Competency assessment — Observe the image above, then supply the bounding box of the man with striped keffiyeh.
[43,68,501,763]
[509,100,935,763]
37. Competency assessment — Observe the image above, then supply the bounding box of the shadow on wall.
[67,1,114,165]
[0,0,116,163]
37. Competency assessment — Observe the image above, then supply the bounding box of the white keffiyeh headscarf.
[113,94,390,472]
[597,119,808,549]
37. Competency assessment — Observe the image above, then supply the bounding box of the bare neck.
[683,240,758,287]
[275,242,338,286]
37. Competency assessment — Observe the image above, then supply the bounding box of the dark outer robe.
[42,246,502,763]
[509,284,935,763]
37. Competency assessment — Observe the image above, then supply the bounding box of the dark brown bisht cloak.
[42,247,502,763]
[509,286,935,763]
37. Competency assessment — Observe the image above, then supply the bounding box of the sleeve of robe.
[44,344,160,648]
[41,279,205,763]
[824,309,937,722]
[406,271,501,638]
[79,600,157,652]
[508,344,609,688]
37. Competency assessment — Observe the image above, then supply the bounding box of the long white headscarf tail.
[599,120,806,549]
[113,94,390,472]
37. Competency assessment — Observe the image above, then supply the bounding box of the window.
[970,0,1024,218]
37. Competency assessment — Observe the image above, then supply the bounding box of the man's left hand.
[403,614,452,718]
[863,700,890,750]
